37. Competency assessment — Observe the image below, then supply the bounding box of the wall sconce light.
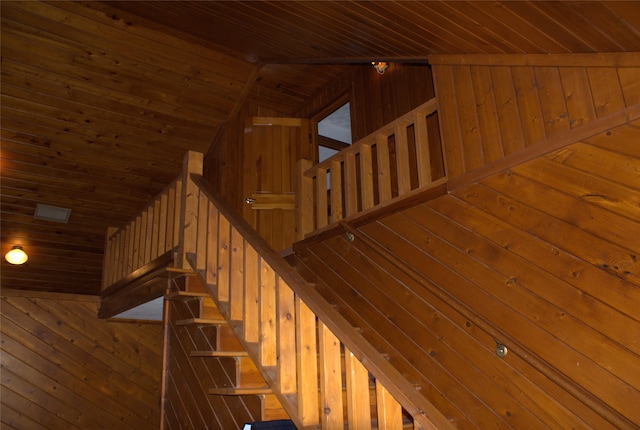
[372,61,389,75]
[5,246,28,265]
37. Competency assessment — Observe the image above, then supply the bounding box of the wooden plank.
[318,322,345,429]
[433,65,464,178]
[376,381,403,430]
[452,65,483,171]
[535,67,570,138]
[206,201,219,288]
[151,198,161,260]
[157,193,168,256]
[511,66,547,145]
[244,245,260,343]
[277,281,297,395]
[396,123,411,194]
[618,67,640,106]
[229,227,245,321]
[414,107,433,186]
[296,158,314,239]
[316,167,329,228]
[196,191,208,271]
[491,66,526,157]
[469,66,503,165]
[587,67,626,118]
[217,215,231,303]
[330,159,344,222]
[344,152,358,216]
[296,297,319,426]
[259,259,277,367]
[345,349,372,430]
[360,143,375,209]
[428,53,640,67]
[559,67,598,129]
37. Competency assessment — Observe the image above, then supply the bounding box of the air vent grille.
[34,204,72,224]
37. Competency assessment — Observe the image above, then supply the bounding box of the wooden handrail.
[189,173,453,430]
[297,98,442,239]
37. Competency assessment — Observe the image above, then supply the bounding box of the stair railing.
[180,163,452,429]
[297,98,443,240]
[102,174,184,291]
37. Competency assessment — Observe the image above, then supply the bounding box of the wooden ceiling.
[2,1,639,295]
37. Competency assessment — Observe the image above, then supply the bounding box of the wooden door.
[243,117,312,251]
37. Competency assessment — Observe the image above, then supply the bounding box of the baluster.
[230,227,244,321]
[196,191,208,271]
[144,205,154,264]
[158,193,168,255]
[259,259,277,367]
[217,215,231,303]
[360,143,375,210]
[375,380,403,430]
[277,280,296,394]
[172,179,182,250]
[132,214,141,271]
[103,227,117,288]
[344,152,358,216]
[345,349,372,430]
[330,159,343,222]
[151,198,161,260]
[316,166,328,228]
[296,297,319,425]
[319,322,344,429]
[139,209,148,269]
[206,201,219,289]
[376,133,392,203]
[123,225,131,278]
[244,245,259,343]
[414,110,432,187]
[395,122,412,195]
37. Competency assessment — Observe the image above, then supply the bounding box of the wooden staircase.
[102,151,453,429]
[165,274,289,425]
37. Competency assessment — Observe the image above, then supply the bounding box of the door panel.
[243,117,311,251]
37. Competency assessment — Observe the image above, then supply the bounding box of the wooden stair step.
[208,387,273,395]
[166,291,208,301]
[175,317,227,326]
[190,350,249,357]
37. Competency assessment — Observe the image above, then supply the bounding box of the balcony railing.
[297,98,445,239]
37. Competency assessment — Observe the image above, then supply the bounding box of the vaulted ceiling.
[2,1,639,295]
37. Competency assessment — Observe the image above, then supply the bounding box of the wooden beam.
[428,53,640,67]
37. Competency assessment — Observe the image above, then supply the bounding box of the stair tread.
[190,350,249,357]
[175,317,227,326]
[208,387,272,395]
[166,291,209,301]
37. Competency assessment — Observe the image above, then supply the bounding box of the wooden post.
[296,158,314,240]
[176,151,203,269]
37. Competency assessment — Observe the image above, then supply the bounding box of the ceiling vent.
[34,204,72,224]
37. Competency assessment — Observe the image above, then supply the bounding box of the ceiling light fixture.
[372,61,389,75]
[5,246,28,265]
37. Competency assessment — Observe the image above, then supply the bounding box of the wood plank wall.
[294,121,640,429]
[295,63,436,143]
[1,289,163,429]
[430,54,640,179]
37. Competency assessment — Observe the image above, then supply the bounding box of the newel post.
[176,150,204,270]
[296,158,314,240]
